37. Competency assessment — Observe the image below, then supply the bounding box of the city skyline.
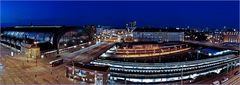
[1,1,240,84]
[1,1,239,29]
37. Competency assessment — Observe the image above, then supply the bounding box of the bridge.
[63,42,115,64]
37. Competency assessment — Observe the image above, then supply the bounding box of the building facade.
[66,62,110,85]
[133,31,184,42]
[1,26,91,54]
[223,32,240,43]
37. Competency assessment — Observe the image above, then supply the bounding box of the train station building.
[1,25,92,58]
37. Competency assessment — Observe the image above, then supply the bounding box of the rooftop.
[1,25,81,33]
[134,28,187,32]
[14,25,62,28]
[68,62,109,72]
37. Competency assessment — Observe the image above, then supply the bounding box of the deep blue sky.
[1,1,239,29]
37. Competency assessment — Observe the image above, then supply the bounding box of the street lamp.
[33,41,39,82]
[181,65,184,85]
[11,51,14,56]
[41,55,44,58]
[33,41,38,67]
[33,41,38,45]
[197,50,201,60]
[73,45,77,48]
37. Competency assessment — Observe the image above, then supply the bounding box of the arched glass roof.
[2,31,53,43]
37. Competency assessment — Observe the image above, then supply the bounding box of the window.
[6,31,11,36]
[24,32,31,38]
[36,33,45,41]
[10,31,15,37]
[15,32,20,38]
[19,32,24,38]
[29,32,36,39]
[44,33,51,41]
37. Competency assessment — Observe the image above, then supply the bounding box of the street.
[72,42,114,64]
[185,40,240,51]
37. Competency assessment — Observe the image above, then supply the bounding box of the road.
[43,42,96,59]
[185,40,240,51]
[62,42,106,62]
[71,42,114,64]
[0,43,19,57]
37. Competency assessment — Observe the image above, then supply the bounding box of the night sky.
[1,1,239,29]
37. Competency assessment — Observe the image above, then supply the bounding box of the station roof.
[200,48,236,56]
[201,48,221,54]
[1,25,87,51]
[68,62,109,72]
[116,41,184,47]
[2,25,80,33]
[14,26,62,28]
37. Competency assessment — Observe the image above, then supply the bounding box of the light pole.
[24,34,29,63]
[72,61,76,83]
[14,37,17,56]
[181,64,184,85]
[33,41,38,67]
[33,41,38,82]
[197,50,200,60]
[124,50,128,85]
[227,63,229,74]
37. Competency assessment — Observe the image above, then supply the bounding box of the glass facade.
[1,28,91,51]
[2,31,53,43]
[58,29,89,49]
[133,32,184,42]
